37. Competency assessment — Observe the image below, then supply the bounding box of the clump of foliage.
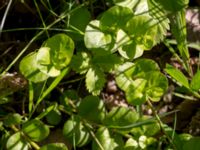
[1,0,200,150]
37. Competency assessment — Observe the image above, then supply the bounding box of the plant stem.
[10,125,40,150]
[146,99,176,149]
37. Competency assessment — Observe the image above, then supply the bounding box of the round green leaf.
[125,14,158,50]
[67,6,91,41]
[6,132,29,150]
[36,47,61,77]
[103,106,139,130]
[84,20,114,51]
[100,5,133,31]
[78,96,106,123]
[114,29,143,59]
[46,109,62,126]
[63,116,91,147]
[146,72,168,102]
[22,119,49,142]
[19,52,49,83]
[3,113,22,127]
[126,79,147,105]
[40,143,68,150]
[131,59,160,78]
[44,34,74,70]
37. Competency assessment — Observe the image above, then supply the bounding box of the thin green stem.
[10,125,40,150]
[146,99,176,149]
[1,13,67,75]
[33,0,49,37]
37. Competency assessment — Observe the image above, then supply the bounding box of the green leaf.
[165,64,189,88]
[22,119,49,142]
[100,5,133,31]
[84,20,114,51]
[70,51,91,74]
[92,127,121,150]
[67,6,91,41]
[86,67,106,95]
[19,52,49,83]
[103,107,139,130]
[46,108,62,126]
[146,72,168,102]
[3,113,22,127]
[148,0,170,42]
[115,62,135,91]
[190,70,200,91]
[125,14,158,50]
[79,96,104,117]
[183,137,200,150]
[36,47,61,77]
[92,54,122,72]
[131,115,160,137]
[78,96,106,123]
[117,59,168,105]
[113,0,141,10]
[6,132,29,150]
[44,34,74,70]
[118,40,144,60]
[124,138,139,149]
[126,79,147,105]
[131,59,160,78]
[40,143,68,150]
[154,0,189,12]
[63,116,91,147]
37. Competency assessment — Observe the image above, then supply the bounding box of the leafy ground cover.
[1,0,200,149]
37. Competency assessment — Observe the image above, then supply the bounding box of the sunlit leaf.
[125,14,158,50]
[190,70,200,91]
[165,64,189,88]
[103,107,139,130]
[84,20,114,51]
[86,67,106,95]
[22,119,49,142]
[78,96,106,123]
[70,51,91,74]
[126,79,147,105]
[146,72,168,102]
[100,5,133,31]
[19,52,49,83]
[153,0,189,12]
[44,34,74,70]
[36,47,61,77]
[124,138,138,149]
[92,127,122,150]
[6,132,29,150]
